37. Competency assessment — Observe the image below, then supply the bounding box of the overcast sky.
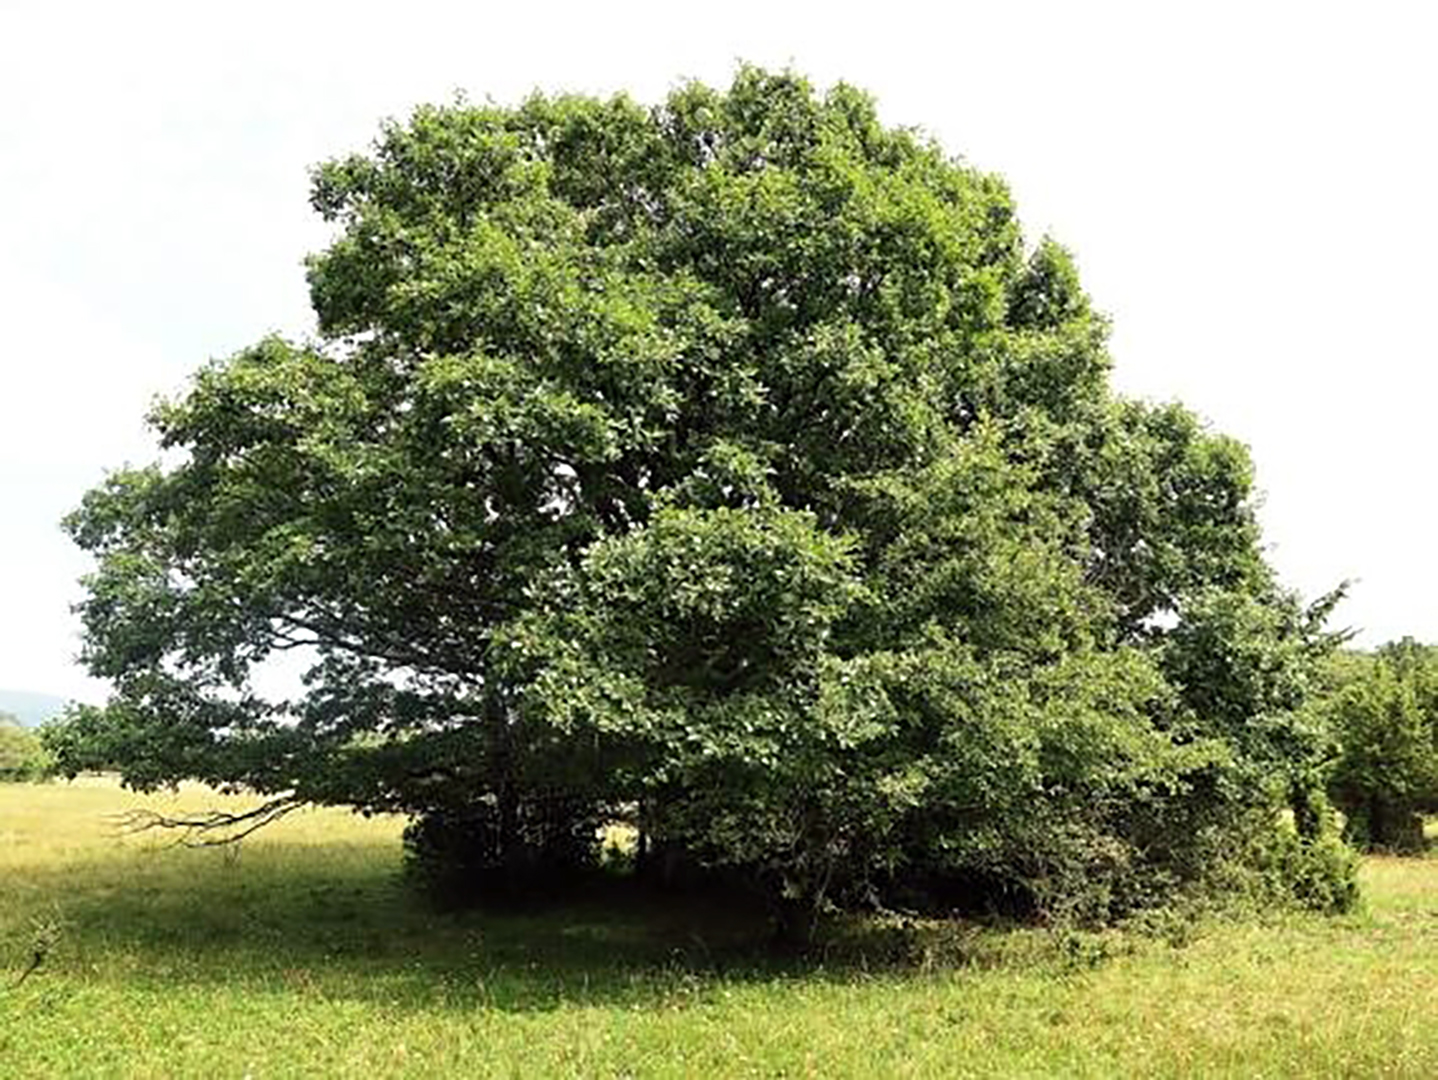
[3,0,1434,702]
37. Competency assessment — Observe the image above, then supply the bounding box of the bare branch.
[109,794,305,846]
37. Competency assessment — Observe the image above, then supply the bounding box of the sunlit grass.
[3,778,1438,1077]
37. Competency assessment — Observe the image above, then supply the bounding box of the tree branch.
[110,794,305,846]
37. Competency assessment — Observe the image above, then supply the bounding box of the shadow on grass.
[2,840,973,1014]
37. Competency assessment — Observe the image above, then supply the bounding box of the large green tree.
[52,68,1349,934]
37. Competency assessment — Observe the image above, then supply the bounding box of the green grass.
[3,779,1438,1077]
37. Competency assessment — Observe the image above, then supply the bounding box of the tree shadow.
[1,840,947,1014]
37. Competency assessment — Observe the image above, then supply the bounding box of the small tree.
[1325,640,1438,852]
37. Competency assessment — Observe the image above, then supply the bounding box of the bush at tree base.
[48,67,1356,941]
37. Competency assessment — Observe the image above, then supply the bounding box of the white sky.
[2,0,1434,702]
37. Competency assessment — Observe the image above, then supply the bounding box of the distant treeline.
[0,712,53,781]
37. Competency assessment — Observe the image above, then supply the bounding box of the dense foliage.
[51,68,1351,936]
[1320,639,1438,852]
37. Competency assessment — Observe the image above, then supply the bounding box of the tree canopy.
[52,67,1352,934]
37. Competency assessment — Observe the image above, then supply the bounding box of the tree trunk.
[1368,794,1386,849]
[490,697,524,892]
[1290,782,1321,841]
[770,894,821,953]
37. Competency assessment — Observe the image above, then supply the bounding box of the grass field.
[3,779,1437,1077]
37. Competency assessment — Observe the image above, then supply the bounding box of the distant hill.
[0,690,70,728]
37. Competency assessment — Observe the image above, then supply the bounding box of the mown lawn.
[2,778,1437,1078]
